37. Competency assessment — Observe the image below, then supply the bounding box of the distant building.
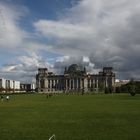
[20,83,36,92]
[0,78,20,93]
[115,80,130,87]
[36,64,115,93]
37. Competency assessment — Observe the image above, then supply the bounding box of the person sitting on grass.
[6,95,9,101]
[1,95,4,101]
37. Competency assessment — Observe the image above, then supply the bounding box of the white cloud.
[34,20,93,39]
[56,55,70,62]
[0,52,52,82]
[0,2,27,48]
[83,56,90,63]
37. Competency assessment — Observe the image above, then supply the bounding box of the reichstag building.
[36,64,115,93]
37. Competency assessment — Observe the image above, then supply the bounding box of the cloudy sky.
[0,0,140,82]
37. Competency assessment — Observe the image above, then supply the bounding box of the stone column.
[73,79,75,90]
[71,79,73,90]
[55,79,57,91]
[72,79,74,90]
[80,78,82,90]
[82,78,84,89]
[106,77,108,88]
[44,79,48,92]
[50,79,52,91]
[38,79,40,90]
[53,79,55,91]
[56,79,58,91]
[77,78,79,90]
[65,79,67,91]
[69,79,71,90]
[97,78,99,93]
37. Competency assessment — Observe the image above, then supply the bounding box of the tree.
[116,86,121,93]
[128,79,136,96]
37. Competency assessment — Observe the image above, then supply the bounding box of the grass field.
[0,93,140,140]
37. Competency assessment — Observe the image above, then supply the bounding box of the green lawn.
[0,93,140,140]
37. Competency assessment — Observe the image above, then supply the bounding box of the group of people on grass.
[1,95,10,101]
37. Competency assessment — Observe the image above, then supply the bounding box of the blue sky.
[19,0,74,31]
[0,0,140,82]
[0,0,74,64]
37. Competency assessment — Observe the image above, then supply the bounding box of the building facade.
[36,64,115,93]
[0,78,20,93]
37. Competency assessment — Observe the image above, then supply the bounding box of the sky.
[0,0,140,83]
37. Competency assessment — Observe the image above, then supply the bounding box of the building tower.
[36,68,48,92]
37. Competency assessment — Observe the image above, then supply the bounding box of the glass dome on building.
[67,64,82,72]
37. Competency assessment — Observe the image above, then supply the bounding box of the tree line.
[116,80,140,95]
